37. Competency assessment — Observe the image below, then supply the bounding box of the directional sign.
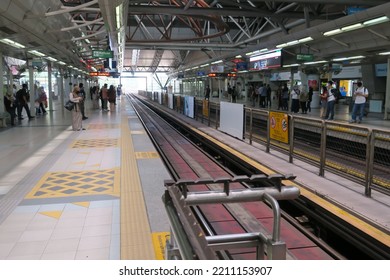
[92,50,113,59]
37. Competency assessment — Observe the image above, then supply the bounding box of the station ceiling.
[1,0,390,75]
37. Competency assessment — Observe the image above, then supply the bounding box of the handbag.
[64,100,75,111]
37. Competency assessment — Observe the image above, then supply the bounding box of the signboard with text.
[92,50,114,59]
[269,112,289,144]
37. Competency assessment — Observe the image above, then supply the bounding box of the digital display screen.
[249,49,282,70]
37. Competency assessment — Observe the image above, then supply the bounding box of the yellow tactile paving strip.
[25,169,120,199]
[87,123,120,129]
[120,115,155,259]
[70,138,119,149]
[135,151,160,159]
[130,130,145,134]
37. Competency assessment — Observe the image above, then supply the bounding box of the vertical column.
[47,62,53,111]
[28,60,35,117]
[384,58,390,119]
[0,51,4,115]
[59,68,65,108]
[307,74,320,109]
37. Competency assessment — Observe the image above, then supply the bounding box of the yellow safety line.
[187,124,390,247]
[120,115,155,259]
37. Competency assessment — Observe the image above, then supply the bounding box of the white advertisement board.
[168,94,174,109]
[219,101,244,140]
[184,96,195,118]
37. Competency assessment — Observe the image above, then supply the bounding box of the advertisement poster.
[308,79,319,91]
[269,111,289,144]
[202,100,209,117]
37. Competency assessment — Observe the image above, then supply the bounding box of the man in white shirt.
[350,81,368,124]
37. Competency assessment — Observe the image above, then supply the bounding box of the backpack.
[331,88,342,100]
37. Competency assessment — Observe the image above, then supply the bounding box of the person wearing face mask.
[350,81,368,124]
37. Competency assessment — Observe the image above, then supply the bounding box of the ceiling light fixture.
[276,37,313,48]
[341,23,363,31]
[363,16,389,26]
[28,50,45,57]
[283,64,300,68]
[332,55,365,61]
[0,38,25,49]
[46,56,58,62]
[303,60,327,65]
[323,29,342,36]
[379,51,390,55]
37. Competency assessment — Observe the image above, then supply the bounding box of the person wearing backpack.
[349,81,368,124]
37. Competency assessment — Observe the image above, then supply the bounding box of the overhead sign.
[296,54,313,62]
[92,50,114,59]
[89,72,110,76]
[249,49,282,70]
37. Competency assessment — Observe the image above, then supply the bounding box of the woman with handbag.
[69,86,84,131]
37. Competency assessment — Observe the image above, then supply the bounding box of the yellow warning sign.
[202,100,209,117]
[151,232,170,260]
[269,111,289,144]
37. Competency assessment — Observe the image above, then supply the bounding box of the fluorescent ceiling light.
[200,63,209,67]
[28,50,45,57]
[235,55,242,58]
[46,56,57,62]
[379,51,390,55]
[303,60,327,65]
[0,38,25,49]
[332,55,365,61]
[363,16,389,26]
[298,37,314,43]
[276,37,312,48]
[283,64,300,67]
[245,48,268,56]
[341,23,362,31]
[58,61,66,65]
[323,29,342,36]
[211,60,223,64]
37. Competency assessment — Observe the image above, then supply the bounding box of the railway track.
[127,94,343,260]
[127,94,390,259]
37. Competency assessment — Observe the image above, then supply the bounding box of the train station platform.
[0,94,389,260]
[0,96,170,260]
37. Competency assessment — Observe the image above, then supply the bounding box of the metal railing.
[163,175,299,260]
[141,93,390,197]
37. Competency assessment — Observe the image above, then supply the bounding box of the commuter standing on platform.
[307,86,313,113]
[69,86,84,131]
[290,85,300,113]
[350,81,369,124]
[320,86,328,118]
[205,85,210,100]
[108,84,116,111]
[16,83,34,120]
[232,86,237,103]
[78,83,88,120]
[281,83,289,111]
[4,90,16,126]
[324,81,336,120]
[101,83,108,111]
[299,86,308,114]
